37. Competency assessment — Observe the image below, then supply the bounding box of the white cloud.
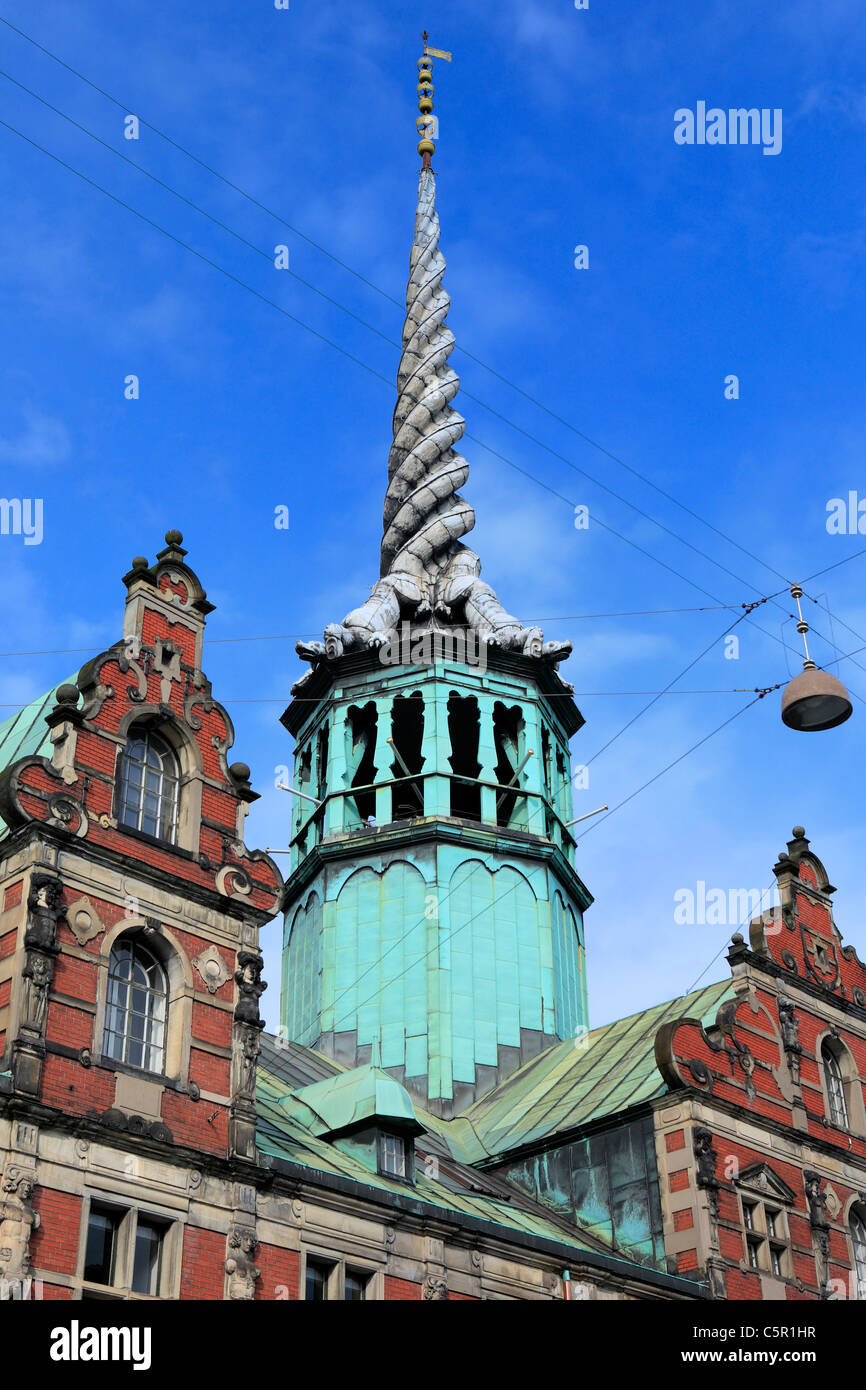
[0,407,70,465]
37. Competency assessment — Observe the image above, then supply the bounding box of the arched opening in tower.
[447,693,481,821]
[390,692,425,821]
[345,702,377,825]
[493,701,528,830]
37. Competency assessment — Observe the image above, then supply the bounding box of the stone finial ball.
[131,556,148,570]
[229,762,251,783]
[165,529,183,545]
[792,826,806,839]
[731,932,744,946]
[56,684,80,706]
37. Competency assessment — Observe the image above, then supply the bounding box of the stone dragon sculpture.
[295,168,571,687]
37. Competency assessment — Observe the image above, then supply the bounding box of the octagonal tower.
[280,48,591,1115]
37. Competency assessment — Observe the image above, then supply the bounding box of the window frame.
[102,936,168,1075]
[77,1195,178,1301]
[377,1130,414,1183]
[738,1195,791,1280]
[301,1248,381,1301]
[821,1038,851,1130]
[117,725,181,845]
[849,1205,866,1300]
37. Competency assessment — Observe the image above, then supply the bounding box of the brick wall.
[30,1188,82,1276]
[179,1227,226,1300]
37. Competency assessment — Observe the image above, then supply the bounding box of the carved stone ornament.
[224,1227,260,1301]
[0,1168,40,1294]
[24,872,63,951]
[292,167,572,692]
[21,951,55,1034]
[777,993,801,1053]
[193,944,231,995]
[65,896,104,948]
[422,1274,448,1301]
[237,1025,262,1101]
[234,951,267,1027]
[693,1127,719,1190]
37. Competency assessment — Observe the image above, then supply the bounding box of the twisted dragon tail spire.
[380,167,476,585]
[292,38,573,685]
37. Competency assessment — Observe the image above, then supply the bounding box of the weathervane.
[416,31,451,167]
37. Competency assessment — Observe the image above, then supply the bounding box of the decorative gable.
[735,1163,796,1205]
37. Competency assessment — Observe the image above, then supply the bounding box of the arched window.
[118,727,179,843]
[851,1207,866,1299]
[103,938,167,1072]
[822,1039,850,1129]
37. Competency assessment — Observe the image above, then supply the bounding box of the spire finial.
[416,34,451,168]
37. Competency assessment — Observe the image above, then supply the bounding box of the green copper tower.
[280,42,591,1116]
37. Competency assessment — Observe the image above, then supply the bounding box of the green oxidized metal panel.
[332,861,428,1075]
[282,892,323,1047]
[550,891,586,1042]
[448,861,542,1082]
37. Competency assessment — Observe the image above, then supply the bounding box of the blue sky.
[1,0,865,1033]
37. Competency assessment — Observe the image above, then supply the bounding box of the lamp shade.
[781,664,853,732]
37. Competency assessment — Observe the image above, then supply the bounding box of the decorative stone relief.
[422,1274,448,1301]
[193,944,231,994]
[65,896,104,947]
[224,1227,260,1301]
[0,1169,39,1295]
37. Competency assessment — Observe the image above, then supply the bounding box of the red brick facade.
[654,827,866,1300]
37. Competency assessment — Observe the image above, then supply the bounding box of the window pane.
[306,1258,332,1301]
[345,1269,369,1301]
[380,1134,406,1177]
[132,1220,165,1296]
[119,728,178,844]
[84,1208,120,1286]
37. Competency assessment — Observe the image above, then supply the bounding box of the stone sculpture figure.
[224,1228,260,1300]
[0,1170,40,1294]
[295,169,572,689]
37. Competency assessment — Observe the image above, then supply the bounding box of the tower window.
[822,1039,850,1129]
[447,693,481,821]
[118,727,179,843]
[345,702,377,824]
[493,702,527,829]
[389,692,425,821]
[103,938,167,1073]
